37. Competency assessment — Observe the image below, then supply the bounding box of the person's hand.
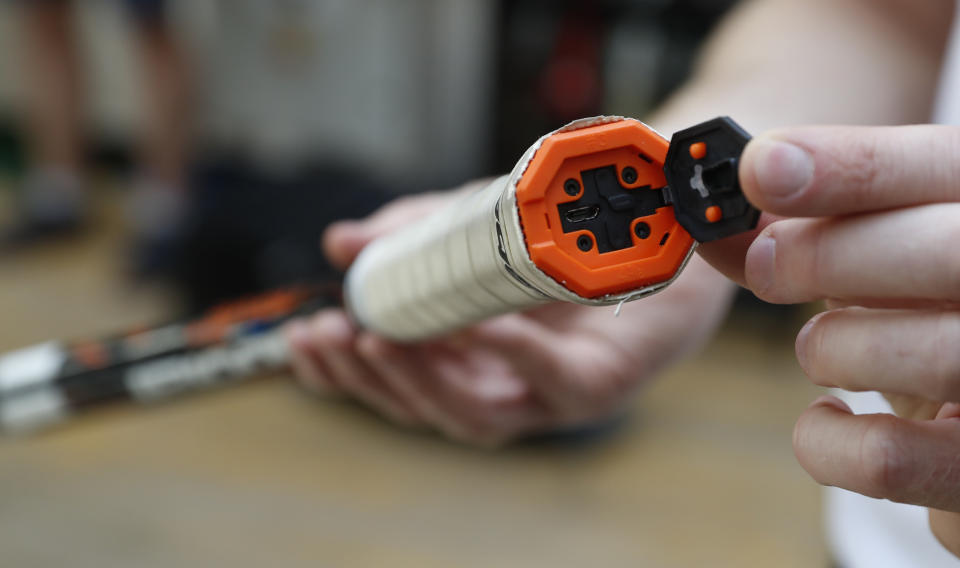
[719,125,960,557]
[285,182,736,447]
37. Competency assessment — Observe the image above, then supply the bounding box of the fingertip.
[792,395,852,482]
[695,212,778,286]
[935,402,960,421]
[322,220,366,270]
[793,395,853,457]
[795,311,827,374]
[743,230,777,300]
[285,319,313,350]
[738,138,762,204]
[309,309,356,348]
[740,134,814,213]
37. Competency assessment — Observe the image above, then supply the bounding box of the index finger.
[740,125,960,217]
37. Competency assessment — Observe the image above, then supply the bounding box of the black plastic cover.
[663,117,760,242]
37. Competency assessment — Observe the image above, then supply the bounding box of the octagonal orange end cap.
[516,119,695,298]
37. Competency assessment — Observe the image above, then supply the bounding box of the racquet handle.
[345,116,758,341]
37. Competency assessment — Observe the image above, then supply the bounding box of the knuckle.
[564,373,625,418]
[836,133,882,199]
[940,218,960,301]
[937,128,960,198]
[804,221,832,300]
[577,340,637,400]
[355,333,383,359]
[858,416,913,500]
[932,313,960,400]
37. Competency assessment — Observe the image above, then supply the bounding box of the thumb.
[737,125,960,217]
[692,125,836,287]
[322,220,374,271]
[692,131,794,286]
[322,191,452,270]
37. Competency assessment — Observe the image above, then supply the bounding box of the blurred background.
[0,0,753,311]
[0,1,824,566]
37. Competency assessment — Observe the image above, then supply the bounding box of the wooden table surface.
[0,186,827,567]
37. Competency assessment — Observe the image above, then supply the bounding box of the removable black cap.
[663,117,760,242]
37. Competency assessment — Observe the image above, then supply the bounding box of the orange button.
[689,142,707,160]
[705,205,723,223]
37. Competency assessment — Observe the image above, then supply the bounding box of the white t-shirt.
[826,391,960,566]
[827,6,960,566]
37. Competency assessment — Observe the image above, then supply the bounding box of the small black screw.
[621,167,638,184]
[564,178,581,196]
[634,222,651,239]
[577,235,593,251]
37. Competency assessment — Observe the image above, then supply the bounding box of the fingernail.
[809,395,852,414]
[794,313,821,371]
[750,138,814,199]
[744,233,776,296]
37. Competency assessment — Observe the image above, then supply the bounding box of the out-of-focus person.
[6,0,190,276]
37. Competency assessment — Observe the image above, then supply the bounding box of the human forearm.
[649,0,954,134]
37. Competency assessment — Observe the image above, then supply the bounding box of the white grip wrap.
[346,175,549,341]
[345,117,695,342]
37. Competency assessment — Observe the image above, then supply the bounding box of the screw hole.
[634,222,651,239]
[577,235,593,251]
